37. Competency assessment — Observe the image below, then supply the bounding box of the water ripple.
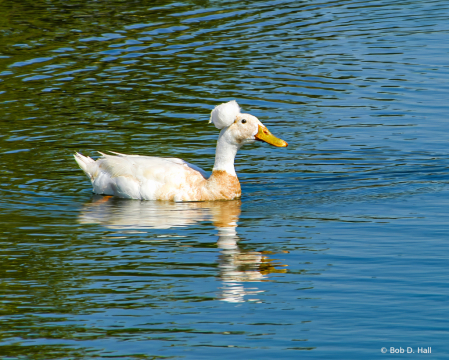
[1,0,449,358]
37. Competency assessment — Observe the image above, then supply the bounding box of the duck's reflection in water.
[79,196,287,303]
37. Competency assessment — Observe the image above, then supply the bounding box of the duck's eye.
[241,119,247,124]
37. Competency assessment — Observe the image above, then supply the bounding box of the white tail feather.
[74,152,98,182]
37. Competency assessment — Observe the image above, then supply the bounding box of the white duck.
[74,100,287,202]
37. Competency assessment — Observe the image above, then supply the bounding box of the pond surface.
[1,0,449,358]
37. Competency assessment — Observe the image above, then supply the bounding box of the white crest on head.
[209,100,241,129]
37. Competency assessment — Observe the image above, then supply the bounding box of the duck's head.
[209,100,288,148]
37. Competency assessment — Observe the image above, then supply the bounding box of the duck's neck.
[212,129,240,178]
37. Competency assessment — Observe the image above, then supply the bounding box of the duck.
[74,100,287,202]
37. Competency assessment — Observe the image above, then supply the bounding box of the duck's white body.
[74,101,287,202]
[74,152,240,201]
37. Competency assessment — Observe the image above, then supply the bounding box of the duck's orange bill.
[255,125,288,147]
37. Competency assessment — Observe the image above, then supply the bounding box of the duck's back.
[74,152,209,201]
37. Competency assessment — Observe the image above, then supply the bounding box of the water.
[1,0,449,358]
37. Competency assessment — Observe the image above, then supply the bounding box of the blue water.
[1,0,449,358]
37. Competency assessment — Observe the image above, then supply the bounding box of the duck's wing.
[75,152,209,200]
[164,157,209,178]
[105,151,209,178]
